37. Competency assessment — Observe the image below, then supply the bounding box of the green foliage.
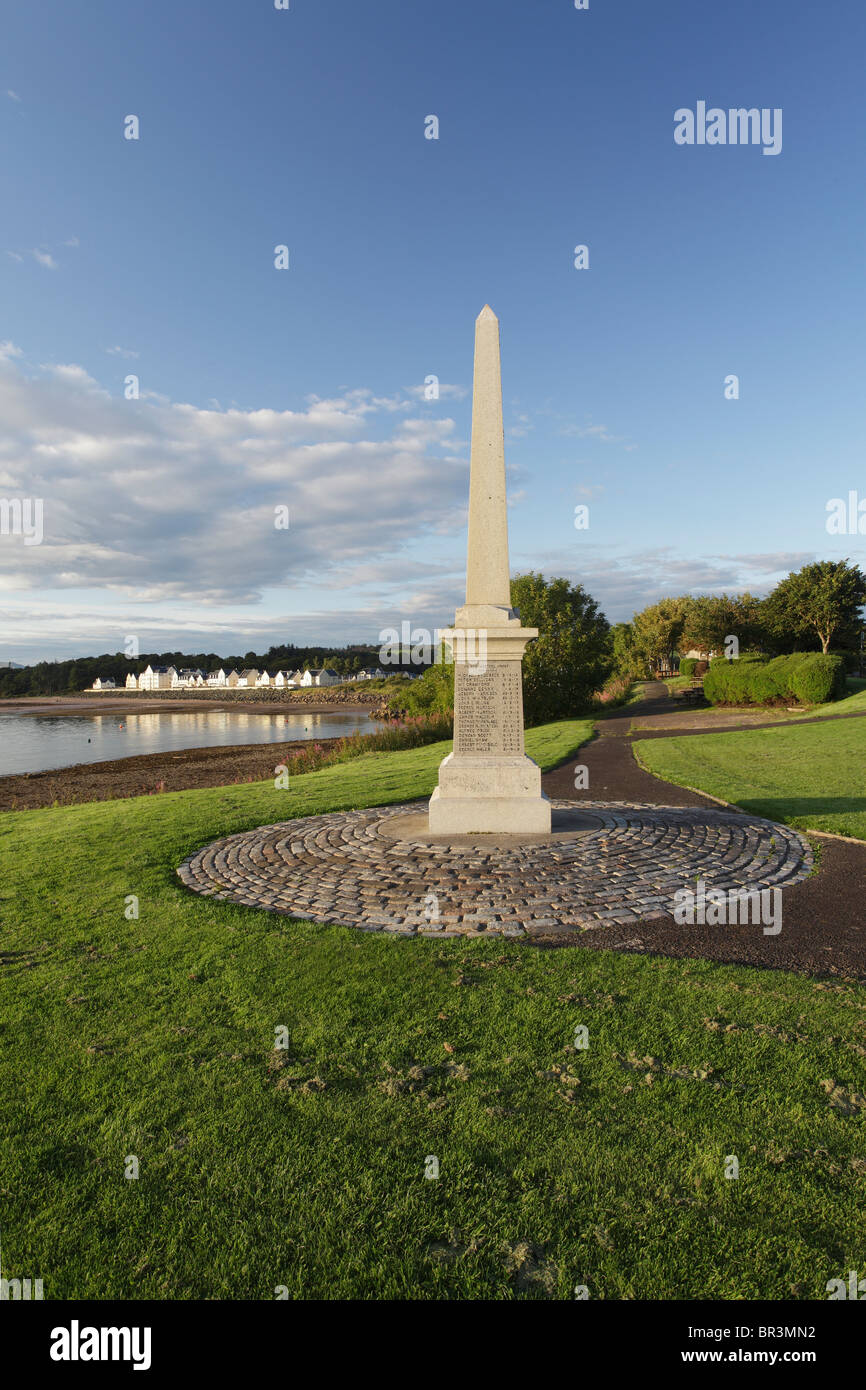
[629,566,865,668]
[761,559,866,654]
[510,572,611,725]
[679,592,765,656]
[704,653,846,707]
[631,597,691,673]
[283,714,454,776]
[593,674,634,708]
[678,658,698,680]
[609,622,642,679]
[789,653,847,704]
[385,656,455,717]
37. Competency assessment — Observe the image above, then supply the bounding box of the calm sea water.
[0,708,373,776]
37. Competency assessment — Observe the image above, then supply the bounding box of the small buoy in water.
[88,738,91,743]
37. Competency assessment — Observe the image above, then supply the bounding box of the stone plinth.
[428,614,551,835]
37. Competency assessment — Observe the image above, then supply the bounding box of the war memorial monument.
[179,310,813,937]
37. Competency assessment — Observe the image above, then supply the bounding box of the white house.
[273,670,292,687]
[237,669,259,688]
[207,669,227,688]
[125,673,138,690]
[301,667,341,688]
[354,667,386,681]
[139,665,176,690]
[255,671,273,687]
[91,677,116,690]
[172,668,205,689]
[225,670,241,688]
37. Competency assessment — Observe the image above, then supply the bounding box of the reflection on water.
[0,708,373,776]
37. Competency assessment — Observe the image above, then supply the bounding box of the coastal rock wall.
[81,686,382,706]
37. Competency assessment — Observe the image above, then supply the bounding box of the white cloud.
[556,419,636,452]
[31,249,58,269]
[507,412,533,439]
[0,354,469,610]
[573,424,622,443]
[6,250,23,262]
[106,345,139,359]
[508,544,833,625]
[6,89,21,103]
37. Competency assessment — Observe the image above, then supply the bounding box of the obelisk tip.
[477,304,498,323]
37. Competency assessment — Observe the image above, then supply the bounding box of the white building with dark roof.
[139,665,176,690]
[301,667,341,687]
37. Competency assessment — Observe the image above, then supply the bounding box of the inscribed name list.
[454,661,523,756]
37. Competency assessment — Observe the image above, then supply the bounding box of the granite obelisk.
[428,306,551,834]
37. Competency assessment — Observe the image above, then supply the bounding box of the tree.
[610,621,641,678]
[680,592,766,656]
[631,597,692,674]
[396,651,455,716]
[509,572,611,724]
[762,560,866,654]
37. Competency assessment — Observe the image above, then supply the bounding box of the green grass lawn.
[802,676,866,720]
[2,715,865,1300]
[635,717,866,841]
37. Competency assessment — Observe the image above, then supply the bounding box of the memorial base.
[428,752,552,835]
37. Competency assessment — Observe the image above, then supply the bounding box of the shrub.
[285,713,453,776]
[593,674,633,707]
[790,654,846,705]
[704,653,846,707]
[384,660,454,718]
[703,659,737,703]
[678,658,697,680]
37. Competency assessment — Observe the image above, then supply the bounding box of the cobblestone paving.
[177,799,814,937]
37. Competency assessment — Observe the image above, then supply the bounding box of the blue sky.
[2,0,864,662]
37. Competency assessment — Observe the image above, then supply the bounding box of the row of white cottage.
[92,665,388,691]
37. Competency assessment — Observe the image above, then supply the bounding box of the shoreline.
[0,736,348,812]
[0,695,376,717]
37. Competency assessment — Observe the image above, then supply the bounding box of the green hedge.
[678,658,697,679]
[791,653,848,704]
[704,653,846,707]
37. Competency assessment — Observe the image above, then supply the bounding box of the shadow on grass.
[735,796,866,820]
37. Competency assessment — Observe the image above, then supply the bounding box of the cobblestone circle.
[176,800,814,937]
